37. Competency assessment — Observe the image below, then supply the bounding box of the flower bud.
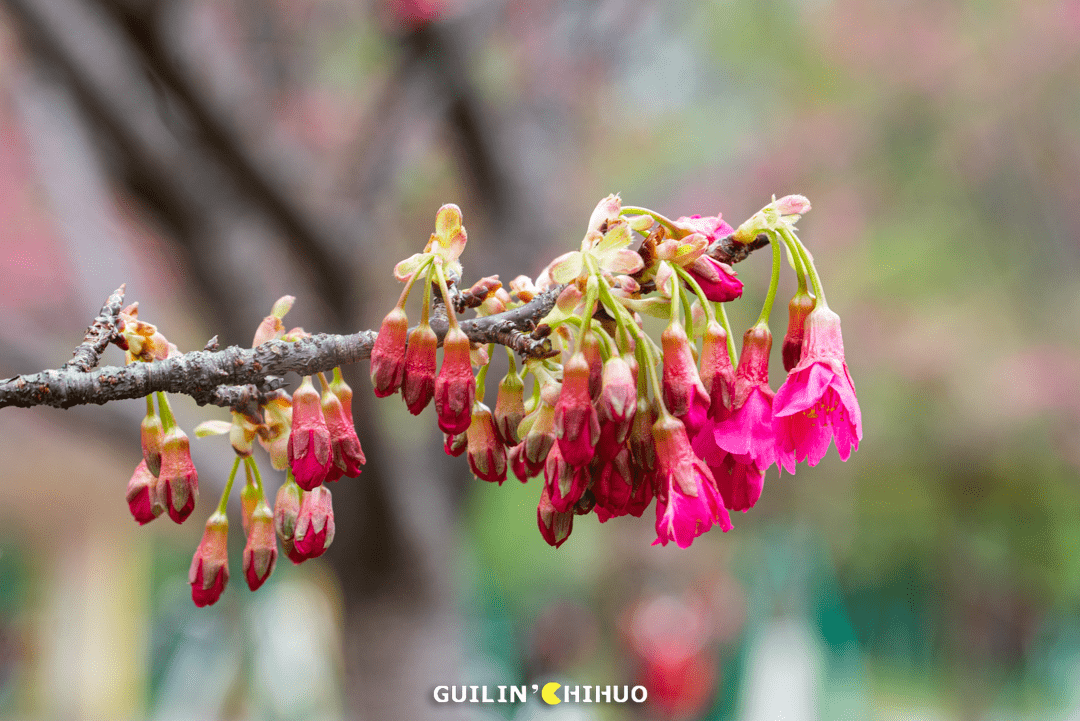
[466,403,507,484]
[293,486,335,560]
[140,410,164,477]
[274,476,303,562]
[544,442,589,513]
[402,323,439,415]
[625,468,655,518]
[321,382,365,482]
[661,323,711,438]
[553,353,600,468]
[433,327,476,435]
[594,448,634,522]
[494,367,526,447]
[443,431,467,457]
[508,442,533,481]
[521,394,557,473]
[582,331,604,402]
[243,501,278,591]
[259,395,292,471]
[190,513,229,607]
[684,255,743,302]
[699,321,735,422]
[160,426,198,524]
[537,485,574,548]
[126,459,164,525]
[370,307,408,397]
[240,465,259,534]
[782,291,816,372]
[287,376,333,490]
[597,355,637,447]
[628,396,658,473]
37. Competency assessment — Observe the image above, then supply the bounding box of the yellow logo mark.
[541,682,562,705]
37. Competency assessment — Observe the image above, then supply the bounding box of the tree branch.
[0,286,563,411]
[61,284,126,373]
[0,230,769,413]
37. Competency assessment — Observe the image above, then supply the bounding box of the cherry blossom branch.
[0,233,762,414]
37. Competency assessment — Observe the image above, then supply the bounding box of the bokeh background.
[1,0,1079,719]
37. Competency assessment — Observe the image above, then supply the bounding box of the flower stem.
[145,395,155,418]
[619,206,679,234]
[420,265,433,325]
[778,226,827,307]
[715,302,738,366]
[245,455,265,494]
[396,256,433,311]
[673,265,717,324]
[475,346,492,398]
[217,456,242,516]
[156,392,176,431]
[756,232,783,326]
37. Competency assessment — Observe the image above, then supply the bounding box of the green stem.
[420,265,433,325]
[145,395,155,417]
[217,456,242,515]
[673,265,717,324]
[156,392,176,431]
[576,276,599,348]
[595,272,665,407]
[396,256,432,310]
[778,226,827,307]
[715,302,738,366]
[619,206,679,234]
[245,455,265,494]
[475,346,493,398]
[667,262,683,327]
[756,232,783,326]
[316,371,331,390]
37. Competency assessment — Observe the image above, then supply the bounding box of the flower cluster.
[122,193,862,608]
[374,195,862,550]
[123,298,365,606]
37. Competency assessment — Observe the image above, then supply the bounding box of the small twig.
[61,284,126,373]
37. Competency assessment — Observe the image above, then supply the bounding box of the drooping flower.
[553,353,600,467]
[140,406,164,477]
[596,354,637,459]
[544,442,590,513]
[651,415,731,548]
[594,447,634,522]
[697,324,793,475]
[126,459,164,525]
[273,476,305,564]
[466,403,507,484]
[710,454,765,512]
[520,388,557,475]
[443,431,467,457]
[402,322,438,415]
[661,322,711,439]
[537,485,574,548]
[243,500,278,591]
[293,485,335,560]
[321,378,365,482]
[782,290,816,372]
[190,513,229,607]
[582,330,604,402]
[699,321,735,422]
[493,367,526,447]
[433,327,476,435]
[370,307,408,398]
[160,425,199,523]
[287,376,333,490]
[773,306,862,465]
